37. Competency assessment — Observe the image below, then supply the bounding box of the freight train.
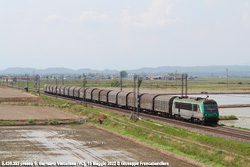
[44,84,219,124]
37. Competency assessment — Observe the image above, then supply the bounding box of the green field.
[2,77,250,91]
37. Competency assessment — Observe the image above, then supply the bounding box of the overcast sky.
[0,0,249,70]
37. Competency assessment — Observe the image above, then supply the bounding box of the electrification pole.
[181,74,184,98]
[137,74,142,118]
[56,77,58,99]
[185,74,188,97]
[18,77,20,89]
[175,70,177,86]
[181,74,188,98]
[120,71,122,91]
[130,74,138,120]
[82,74,87,106]
[26,76,29,92]
[62,75,64,85]
[38,77,40,96]
[226,68,228,88]
[133,74,136,116]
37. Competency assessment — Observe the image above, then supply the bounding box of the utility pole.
[82,74,87,106]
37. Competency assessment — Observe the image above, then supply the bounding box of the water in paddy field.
[186,94,250,105]
[219,108,250,129]
[179,94,250,129]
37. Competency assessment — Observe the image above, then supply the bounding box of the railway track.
[40,91,250,143]
[2,85,250,143]
[94,103,250,142]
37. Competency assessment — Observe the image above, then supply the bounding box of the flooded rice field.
[0,125,194,167]
[219,107,250,129]
[187,94,250,105]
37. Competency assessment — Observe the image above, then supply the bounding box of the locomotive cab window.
[180,103,192,111]
[197,105,201,112]
[193,104,198,112]
[174,102,192,111]
[174,102,180,109]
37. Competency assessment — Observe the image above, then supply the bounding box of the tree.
[120,70,128,78]
[138,78,143,88]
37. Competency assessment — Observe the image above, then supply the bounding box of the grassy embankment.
[219,115,238,120]
[7,94,250,167]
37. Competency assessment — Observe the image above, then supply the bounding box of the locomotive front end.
[202,100,219,124]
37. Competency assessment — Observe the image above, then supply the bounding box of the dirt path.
[0,87,35,97]
[0,105,79,121]
[0,87,40,102]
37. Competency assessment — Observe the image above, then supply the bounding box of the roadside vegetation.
[0,120,17,124]
[219,115,238,120]
[5,95,248,167]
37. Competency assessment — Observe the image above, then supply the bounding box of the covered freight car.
[154,95,176,116]
[85,88,97,101]
[79,88,85,99]
[64,86,71,97]
[117,91,132,108]
[127,92,141,110]
[92,89,102,102]
[140,94,158,112]
[52,85,57,94]
[56,85,63,94]
[43,84,49,93]
[69,87,76,97]
[108,91,120,106]
[58,86,66,96]
[99,90,112,104]
[48,84,53,93]
[73,87,82,99]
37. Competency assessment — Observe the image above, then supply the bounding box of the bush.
[110,79,120,87]
[97,114,108,120]
[72,120,78,124]
[28,120,35,124]
[49,120,59,125]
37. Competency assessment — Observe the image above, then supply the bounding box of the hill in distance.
[0,65,250,77]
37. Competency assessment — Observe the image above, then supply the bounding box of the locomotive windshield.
[204,101,218,111]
